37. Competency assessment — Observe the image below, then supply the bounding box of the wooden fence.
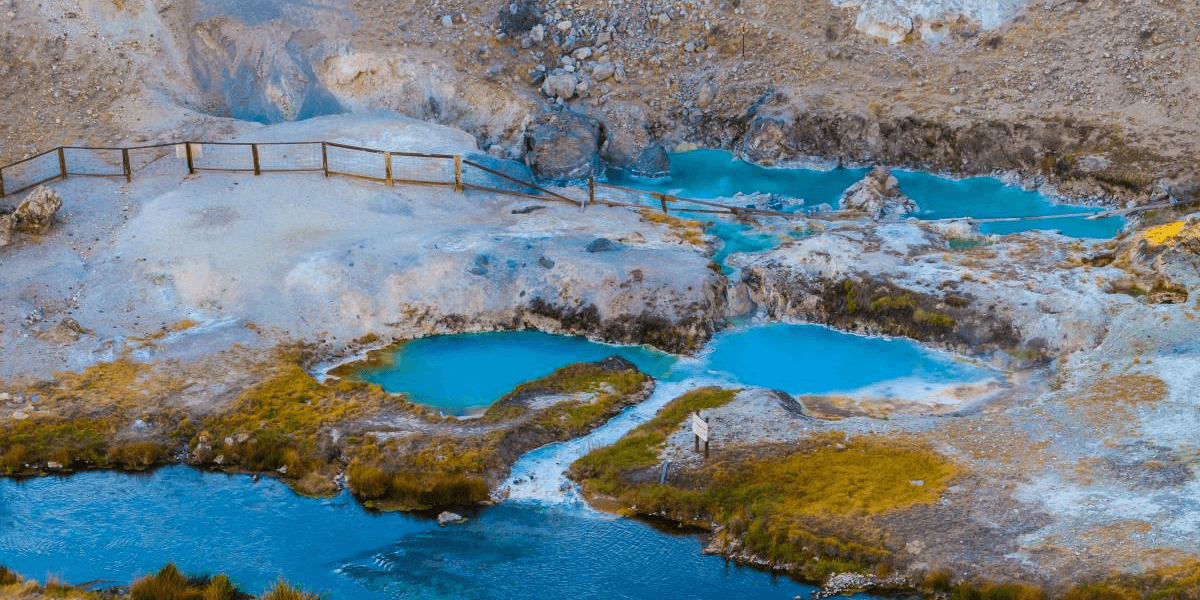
[0,141,1140,223]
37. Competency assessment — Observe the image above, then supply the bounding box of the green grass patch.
[948,238,990,250]
[570,387,737,493]
[572,402,961,583]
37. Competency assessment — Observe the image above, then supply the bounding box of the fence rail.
[0,140,1155,225]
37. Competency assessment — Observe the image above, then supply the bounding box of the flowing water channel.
[606,149,1125,239]
[0,325,996,599]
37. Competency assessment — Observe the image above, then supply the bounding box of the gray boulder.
[599,102,669,177]
[524,110,602,182]
[739,105,795,165]
[541,71,577,100]
[11,185,62,235]
[840,166,919,220]
[437,511,466,526]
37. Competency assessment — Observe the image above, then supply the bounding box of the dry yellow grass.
[639,208,708,247]
[1144,221,1185,246]
[1063,373,1168,433]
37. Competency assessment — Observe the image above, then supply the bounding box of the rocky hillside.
[2,0,1198,202]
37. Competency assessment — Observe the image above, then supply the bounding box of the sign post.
[691,412,709,459]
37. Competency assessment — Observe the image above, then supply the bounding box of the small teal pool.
[705,323,991,395]
[606,149,1124,239]
[346,331,677,414]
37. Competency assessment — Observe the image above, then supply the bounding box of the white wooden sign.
[691,413,709,442]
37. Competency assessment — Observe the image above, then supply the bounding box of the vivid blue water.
[354,325,992,413]
[0,326,989,599]
[351,331,677,414]
[0,467,814,600]
[606,149,1124,239]
[891,171,1124,239]
[704,323,990,395]
[606,149,868,207]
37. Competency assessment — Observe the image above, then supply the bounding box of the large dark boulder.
[599,102,669,177]
[524,110,602,182]
[497,0,541,36]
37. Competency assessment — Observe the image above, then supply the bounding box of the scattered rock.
[497,0,541,36]
[530,23,545,42]
[839,166,919,220]
[541,71,578,99]
[538,255,555,268]
[437,511,467,526]
[585,238,620,252]
[592,61,615,82]
[599,102,669,176]
[854,4,913,44]
[524,110,602,181]
[739,105,795,165]
[277,464,288,475]
[46,461,63,470]
[441,14,454,27]
[42,317,86,344]
[11,410,28,420]
[1,184,63,246]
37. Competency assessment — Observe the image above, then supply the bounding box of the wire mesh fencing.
[0,149,63,197]
[62,147,124,177]
[190,142,256,172]
[256,142,324,173]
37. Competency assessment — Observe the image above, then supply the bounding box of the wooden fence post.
[57,147,67,179]
[122,148,132,182]
[321,142,329,177]
[454,155,463,192]
[185,143,195,174]
[251,144,261,175]
[385,152,393,186]
[0,168,6,197]
[587,175,594,208]
[659,193,669,214]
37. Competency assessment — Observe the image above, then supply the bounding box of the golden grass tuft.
[729,435,959,516]
[130,563,199,600]
[1144,221,1185,246]
[0,566,21,586]
[106,442,167,470]
[639,208,709,247]
[260,579,321,600]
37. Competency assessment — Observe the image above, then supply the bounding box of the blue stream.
[606,149,1124,239]
[0,468,812,599]
[0,327,993,599]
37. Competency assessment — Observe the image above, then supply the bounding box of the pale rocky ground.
[0,113,723,379]
[2,0,1200,594]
